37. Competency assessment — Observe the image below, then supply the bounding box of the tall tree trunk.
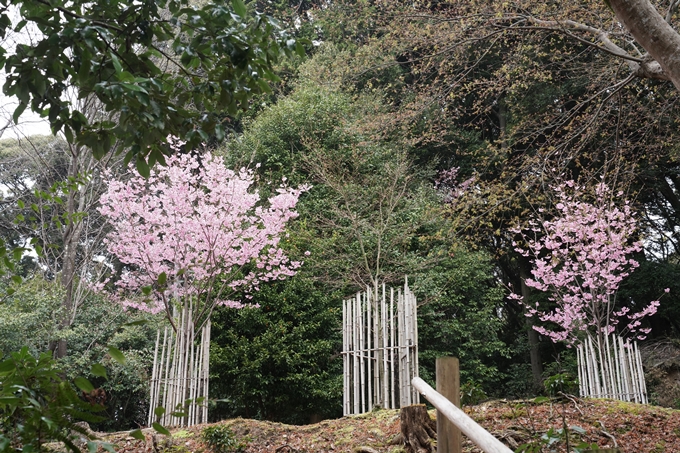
[498,97,508,150]
[519,260,543,390]
[56,150,86,358]
[609,0,680,91]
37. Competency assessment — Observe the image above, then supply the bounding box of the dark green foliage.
[0,0,300,162]
[209,274,342,424]
[460,381,487,406]
[502,362,536,399]
[223,84,356,186]
[0,347,112,453]
[59,308,157,432]
[0,279,63,358]
[0,279,158,431]
[618,259,680,336]
[202,425,249,453]
[544,372,579,397]
[224,79,440,292]
[515,425,597,453]
[220,45,516,409]
[415,246,509,393]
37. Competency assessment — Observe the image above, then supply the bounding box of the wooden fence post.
[436,357,461,453]
[412,377,513,453]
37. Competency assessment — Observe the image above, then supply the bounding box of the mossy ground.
[96,399,680,453]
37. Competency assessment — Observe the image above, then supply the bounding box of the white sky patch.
[0,5,53,139]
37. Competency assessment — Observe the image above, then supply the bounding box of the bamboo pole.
[627,340,637,403]
[360,291,366,413]
[179,305,188,425]
[373,282,380,408]
[186,306,193,425]
[589,336,602,398]
[171,308,180,426]
[614,336,630,401]
[582,343,590,398]
[604,333,614,398]
[187,302,195,426]
[148,329,161,426]
[397,288,403,407]
[595,334,608,398]
[618,336,631,402]
[584,344,591,397]
[176,306,186,426]
[205,320,211,423]
[367,286,372,411]
[411,285,419,404]
[169,306,183,425]
[166,328,174,425]
[390,287,395,410]
[170,310,179,426]
[195,332,202,425]
[342,300,348,416]
[354,293,360,414]
[612,336,621,399]
[629,340,640,403]
[626,340,638,403]
[403,283,410,405]
[405,287,412,406]
[193,319,204,426]
[584,336,595,397]
[576,345,584,397]
[634,341,647,404]
[401,287,411,407]
[194,321,200,425]
[382,283,388,408]
[200,322,208,425]
[614,337,622,400]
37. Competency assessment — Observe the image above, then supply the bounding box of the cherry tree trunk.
[400,404,436,453]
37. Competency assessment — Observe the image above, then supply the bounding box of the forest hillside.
[4,0,680,450]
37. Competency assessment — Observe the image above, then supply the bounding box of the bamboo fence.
[577,333,647,404]
[148,303,211,427]
[341,278,419,416]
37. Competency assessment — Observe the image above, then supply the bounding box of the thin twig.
[559,392,583,416]
[598,420,618,448]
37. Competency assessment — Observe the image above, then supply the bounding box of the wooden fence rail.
[412,377,513,453]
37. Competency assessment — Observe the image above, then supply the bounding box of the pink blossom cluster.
[98,151,309,314]
[512,181,663,345]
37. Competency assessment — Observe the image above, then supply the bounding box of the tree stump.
[399,404,437,453]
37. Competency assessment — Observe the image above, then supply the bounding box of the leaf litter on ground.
[92,398,680,453]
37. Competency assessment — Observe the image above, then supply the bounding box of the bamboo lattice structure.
[577,333,647,404]
[148,303,211,427]
[341,278,419,416]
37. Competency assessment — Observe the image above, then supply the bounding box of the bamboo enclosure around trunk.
[342,278,419,416]
[577,333,647,404]
[148,303,211,427]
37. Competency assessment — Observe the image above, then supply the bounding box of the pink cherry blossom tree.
[513,181,660,346]
[98,145,308,426]
[99,151,308,326]
[513,181,667,402]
